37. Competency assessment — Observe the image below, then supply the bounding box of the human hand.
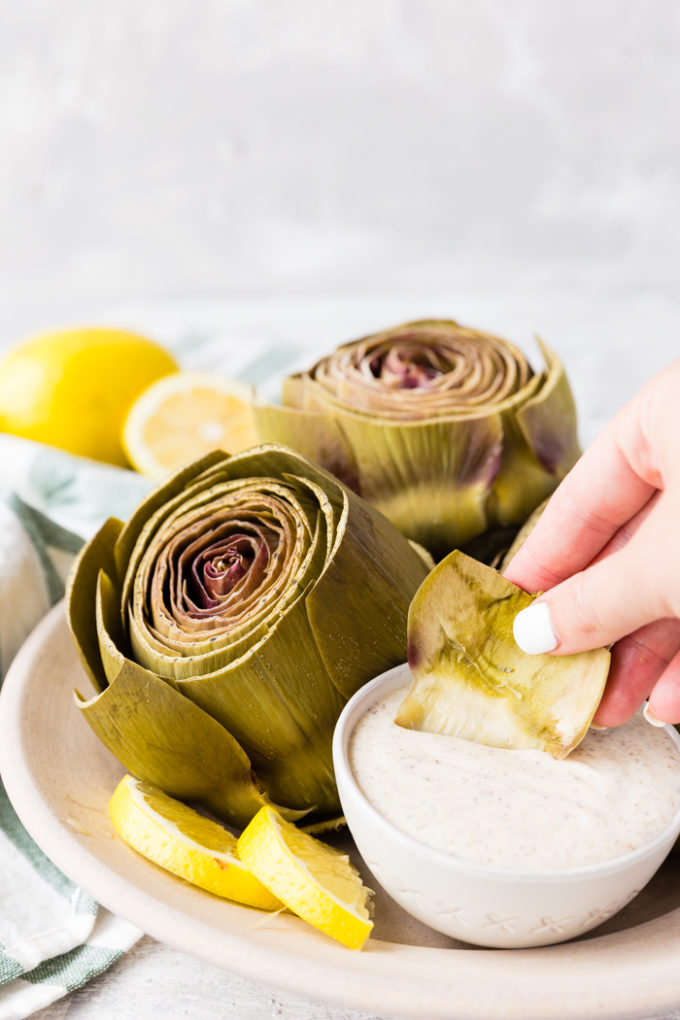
[503,357,680,727]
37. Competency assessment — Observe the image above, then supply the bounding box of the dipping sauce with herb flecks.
[349,687,680,870]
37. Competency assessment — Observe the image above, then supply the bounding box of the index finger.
[503,391,656,593]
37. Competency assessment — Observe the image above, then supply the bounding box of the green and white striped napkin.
[0,437,153,1020]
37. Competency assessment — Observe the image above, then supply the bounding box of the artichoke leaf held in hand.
[397,550,610,758]
[67,445,430,829]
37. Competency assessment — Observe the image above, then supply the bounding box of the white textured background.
[2,0,680,342]
[4,4,680,1018]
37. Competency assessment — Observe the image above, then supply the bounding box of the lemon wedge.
[0,327,178,466]
[237,806,373,949]
[109,775,281,910]
[122,371,258,479]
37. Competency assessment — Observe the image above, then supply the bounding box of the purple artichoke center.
[188,535,262,609]
[369,346,442,389]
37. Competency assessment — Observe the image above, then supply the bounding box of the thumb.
[512,501,674,656]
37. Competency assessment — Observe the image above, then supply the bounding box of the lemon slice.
[109,775,281,910]
[237,806,373,949]
[122,372,258,479]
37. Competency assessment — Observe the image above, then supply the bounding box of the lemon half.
[237,806,373,949]
[0,327,178,466]
[109,775,281,910]
[122,371,258,479]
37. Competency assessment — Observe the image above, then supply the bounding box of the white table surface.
[7,292,680,1020]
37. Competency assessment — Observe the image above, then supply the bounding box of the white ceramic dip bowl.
[332,663,680,949]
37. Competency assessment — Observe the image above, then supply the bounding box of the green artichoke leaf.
[488,340,580,527]
[75,658,275,828]
[305,483,431,699]
[96,569,133,687]
[398,549,610,758]
[178,598,345,813]
[254,401,360,493]
[487,408,561,527]
[329,412,504,555]
[516,338,582,475]
[66,516,125,693]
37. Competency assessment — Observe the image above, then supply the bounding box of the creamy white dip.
[349,687,680,870]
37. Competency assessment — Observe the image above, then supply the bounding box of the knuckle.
[626,633,673,671]
[562,489,613,538]
[518,543,567,590]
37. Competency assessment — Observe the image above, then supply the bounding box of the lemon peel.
[109,775,281,910]
[237,806,373,949]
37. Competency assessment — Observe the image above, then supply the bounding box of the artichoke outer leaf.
[254,402,360,494]
[516,339,582,475]
[398,550,610,759]
[305,487,431,700]
[331,413,504,557]
[66,517,125,694]
[75,656,276,829]
[487,410,562,528]
[487,344,579,528]
[95,569,132,687]
[178,601,345,815]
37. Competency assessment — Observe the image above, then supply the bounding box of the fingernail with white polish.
[513,602,558,655]
[643,702,667,728]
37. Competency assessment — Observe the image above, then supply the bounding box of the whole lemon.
[0,327,179,466]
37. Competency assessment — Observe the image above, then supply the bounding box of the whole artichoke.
[255,319,581,560]
[67,445,430,828]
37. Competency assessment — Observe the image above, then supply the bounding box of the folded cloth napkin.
[0,436,154,1020]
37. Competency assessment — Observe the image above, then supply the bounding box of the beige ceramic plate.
[2,604,680,1020]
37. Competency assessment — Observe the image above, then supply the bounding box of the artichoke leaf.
[333,413,504,555]
[398,550,610,758]
[96,569,138,687]
[486,410,563,527]
[66,517,125,693]
[179,602,344,813]
[305,486,430,699]
[254,402,360,493]
[488,341,580,527]
[515,339,582,474]
[75,658,276,828]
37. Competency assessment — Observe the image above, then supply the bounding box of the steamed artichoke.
[66,445,430,828]
[255,319,581,560]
